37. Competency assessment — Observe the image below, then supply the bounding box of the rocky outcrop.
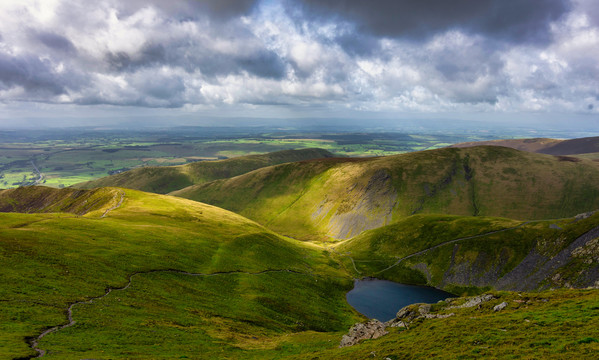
[493,302,508,311]
[446,294,495,309]
[314,169,398,239]
[495,225,599,290]
[386,303,455,329]
[410,223,599,292]
[341,294,514,347]
[339,319,388,347]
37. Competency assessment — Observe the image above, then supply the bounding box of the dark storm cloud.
[237,50,287,79]
[294,0,571,44]
[0,53,67,96]
[334,33,381,57]
[35,31,77,54]
[106,43,167,72]
[122,0,259,19]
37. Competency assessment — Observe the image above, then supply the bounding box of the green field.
[0,128,502,189]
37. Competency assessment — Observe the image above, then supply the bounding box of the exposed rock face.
[576,211,597,221]
[494,302,508,311]
[386,303,455,329]
[447,294,495,309]
[314,169,398,239]
[495,225,599,290]
[413,224,599,292]
[339,319,388,348]
[341,294,509,346]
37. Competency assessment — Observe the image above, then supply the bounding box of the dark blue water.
[346,279,455,322]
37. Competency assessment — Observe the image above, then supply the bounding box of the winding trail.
[100,191,125,218]
[374,222,533,274]
[27,268,307,358]
[326,244,361,276]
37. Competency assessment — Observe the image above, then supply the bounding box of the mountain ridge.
[74,148,335,193]
[451,136,599,156]
[173,146,599,241]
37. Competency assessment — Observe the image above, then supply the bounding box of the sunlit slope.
[335,213,599,293]
[75,148,334,194]
[173,146,599,240]
[0,186,358,359]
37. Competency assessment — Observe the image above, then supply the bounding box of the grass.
[174,146,599,241]
[75,148,334,194]
[3,140,599,359]
[1,185,599,358]
[291,289,599,359]
[0,129,486,190]
[0,186,360,359]
[334,213,599,293]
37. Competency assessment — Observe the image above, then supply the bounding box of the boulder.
[493,302,508,311]
[447,294,495,309]
[339,319,388,348]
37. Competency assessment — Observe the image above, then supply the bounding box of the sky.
[0,0,598,128]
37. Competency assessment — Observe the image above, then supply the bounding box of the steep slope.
[0,186,358,359]
[173,146,599,241]
[74,148,334,194]
[294,289,599,359]
[538,136,599,155]
[452,136,599,156]
[0,186,121,215]
[335,212,599,293]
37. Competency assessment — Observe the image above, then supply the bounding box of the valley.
[0,127,485,190]
[4,1,599,358]
[1,138,599,359]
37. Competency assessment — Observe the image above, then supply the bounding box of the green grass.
[2,185,599,358]
[0,187,360,358]
[75,148,335,194]
[290,289,599,359]
[173,146,599,241]
[334,213,599,292]
[1,130,485,190]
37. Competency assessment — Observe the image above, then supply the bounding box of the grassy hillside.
[290,289,599,359]
[2,186,599,359]
[452,136,599,156]
[74,148,334,194]
[539,136,599,155]
[0,186,122,215]
[0,186,360,359]
[334,213,599,293]
[173,146,599,241]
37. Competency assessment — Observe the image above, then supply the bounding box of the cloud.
[112,0,259,20]
[34,31,77,54]
[293,0,571,44]
[0,0,596,120]
[0,52,70,96]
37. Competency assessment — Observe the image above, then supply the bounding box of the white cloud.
[0,0,597,121]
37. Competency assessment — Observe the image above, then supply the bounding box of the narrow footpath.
[27,268,307,358]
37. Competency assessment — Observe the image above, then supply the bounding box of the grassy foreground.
[291,289,599,359]
[0,187,360,359]
[2,185,599,359]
